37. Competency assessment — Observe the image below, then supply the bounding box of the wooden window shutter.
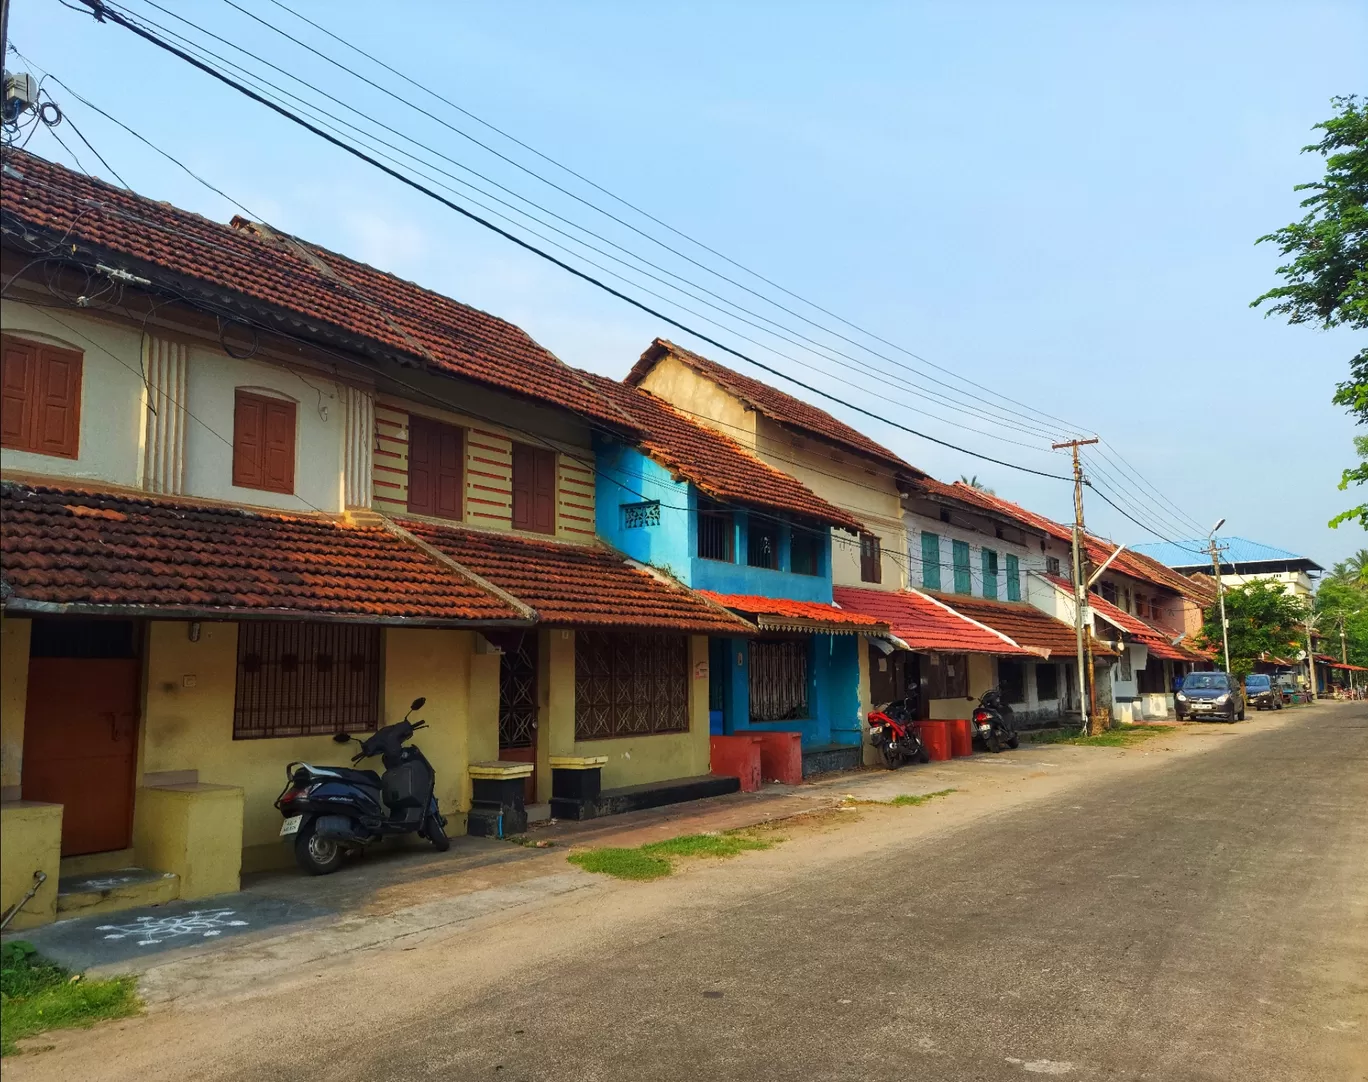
[512,443,555,534]
[1,335,82,458]
[407,415,463,520]
[234,390,295,493]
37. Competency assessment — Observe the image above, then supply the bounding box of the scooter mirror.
[410,697,426,711]
[332,732,352,744]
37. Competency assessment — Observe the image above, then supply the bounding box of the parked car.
[1244,673,1283,711]
[1175,671,1246,722]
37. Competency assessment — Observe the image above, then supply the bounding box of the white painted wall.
[182,345,345,513]
[0,302,146,488]
[904,509,1033,599]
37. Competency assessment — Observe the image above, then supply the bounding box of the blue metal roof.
[1130,537,1322,572]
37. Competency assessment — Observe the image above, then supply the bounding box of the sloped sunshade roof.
[403,520,753,634]
[832,586,1030,656]
[0,150,634,432]
[580,373,863,532]
[628,338,921,476]
[929,591,1118,659]
[0,483,527,625]
[695,590,887,635]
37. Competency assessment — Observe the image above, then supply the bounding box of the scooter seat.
[298,763,382,788]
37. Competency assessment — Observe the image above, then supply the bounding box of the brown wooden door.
[22,658,141,856]
[491,631,539,804]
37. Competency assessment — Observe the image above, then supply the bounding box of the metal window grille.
[697,500,734,562]
[791,529,821,576]
[1046,556,1062,577]
[489,630,538,749]
[233,622,381,739]
[749,639,809,721]
[574,630,689,740]
[748,521,779,569]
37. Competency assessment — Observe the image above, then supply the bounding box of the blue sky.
[9,1,1367,568]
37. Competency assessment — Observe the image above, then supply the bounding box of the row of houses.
[0,149,1215,926]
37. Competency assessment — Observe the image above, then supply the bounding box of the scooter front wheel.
[295,819,344,875]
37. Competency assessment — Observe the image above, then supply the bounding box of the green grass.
[888,789,957,806]
[1026,723,1175,748]
[567,830,773,881]
[0,942,139,1056]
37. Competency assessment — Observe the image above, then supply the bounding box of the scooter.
[867,694,930,769]
[274,697,449,875]
[972,687,1019,753]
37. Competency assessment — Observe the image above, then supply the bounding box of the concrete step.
[56,867,180,919]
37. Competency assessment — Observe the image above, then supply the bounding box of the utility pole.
[1053,437,1099,732]
[1204,523,1231,674]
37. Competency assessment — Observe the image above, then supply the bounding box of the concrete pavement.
[6,704,1366,1080]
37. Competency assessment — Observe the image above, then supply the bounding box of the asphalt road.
[12,706,1367,1081]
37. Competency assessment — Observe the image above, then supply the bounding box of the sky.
[8,0,1367,569]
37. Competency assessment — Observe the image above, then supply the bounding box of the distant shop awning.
[694,591,888,636]
[833,586,1031,656]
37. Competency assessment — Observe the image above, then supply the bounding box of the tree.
[959,475,995,494]
[1327,544,1368,587]
[1202,580,1309,679]
[1251,96,1368,528]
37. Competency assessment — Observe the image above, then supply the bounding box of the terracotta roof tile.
[0,150,632,431]
[403,520,753,634]
[0,483,525,624]
[929,591,1118,659]
[833,586,1030,655]
[1058,578,1195,662]
[628,338,921,475]
[696,590,886,632]
[580,374,863,532]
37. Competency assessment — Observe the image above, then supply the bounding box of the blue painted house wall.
[595,437,863,750]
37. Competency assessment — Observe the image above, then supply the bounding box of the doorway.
[21,619,142,857]
[490,631,539,804]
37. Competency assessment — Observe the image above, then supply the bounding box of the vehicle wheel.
[916,746,930,764]
[294,819,344,875]
[987,734,1003,753]
[1238,706,1246,721]
[424,816,451,852]
[1007,734,1020,750]
[880,743,901,770]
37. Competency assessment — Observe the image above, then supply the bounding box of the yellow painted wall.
[133,784,244,899]
[139,620,477,872]
[635,354,759,449]
[0,801,61,928]
[1,617,31,799]
[545,631,711,791]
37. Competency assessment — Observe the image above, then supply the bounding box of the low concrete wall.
[0,801,61,928]
[134,783,244,900]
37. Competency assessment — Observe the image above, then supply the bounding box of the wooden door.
[491,631,539,804]
[22,658,141,856]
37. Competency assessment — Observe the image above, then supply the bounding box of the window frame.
[1005,553,1021,601]
[790,527,822,576]
[920,531,942,591]
[697,497,735,562]
[407,414,466,521]
[998,659,1026,704]
[232,389,297,495]
[952,539,972,595]
[510,441,556,534]
[982,547,999,600]
[1,334,83,459]
[860,532,883,584]
[927,652,968,699]
[574,630,689,740]
[748,637,810,721]
[747,518,781,570]
[1035,663,1059,701]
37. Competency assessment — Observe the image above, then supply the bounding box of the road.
[11,705,1367,1080]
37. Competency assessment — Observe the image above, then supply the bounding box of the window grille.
[1036,663,1059,701]
[748,520,780,569]
[697,499,734,562]
[790,529,821,576]
[749,639,809,721]
[574,630,688,740]
[621,500,661,528]
[234,622,380,739]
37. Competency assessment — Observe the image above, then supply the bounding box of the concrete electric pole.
[1053,437,1100,732]
[1204,520,1231,674]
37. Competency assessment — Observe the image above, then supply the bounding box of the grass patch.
[568,830,773,881]
[1026,723,1174,748]
[0,942,139,1056]
[889,789,957,807]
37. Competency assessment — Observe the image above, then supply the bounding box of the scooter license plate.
[279,815,303,837]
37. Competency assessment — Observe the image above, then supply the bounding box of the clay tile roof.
[1067,580,1193,661]
[402,520,754,634]
[628,338,922,476]
[695,590,887,634]
[0,483,526,624]
[929,592,1118,659]
[0,150,632,432]
[580,373,863,532]
[917,479,1214,605]
[832,586,1030,655]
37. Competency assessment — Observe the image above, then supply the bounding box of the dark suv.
[1244,673,1283,711]
[1175,671,1246,722]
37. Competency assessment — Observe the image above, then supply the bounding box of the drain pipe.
[0,871,48,931]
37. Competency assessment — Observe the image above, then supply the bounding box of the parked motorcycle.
[274,697,449,875]
[867,695,930,769]
[972,687,1019,753]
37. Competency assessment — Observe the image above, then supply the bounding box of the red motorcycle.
[867,695,929,770]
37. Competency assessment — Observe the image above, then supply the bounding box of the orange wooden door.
[22,658,141,856]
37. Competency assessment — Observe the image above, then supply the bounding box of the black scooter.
[274,697,449,875]
[972,687,1019,753]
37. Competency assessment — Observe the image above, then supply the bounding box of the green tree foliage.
[1203,581,1309,678]
[1251,96,1368,528]
[1314,576,1368,666]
